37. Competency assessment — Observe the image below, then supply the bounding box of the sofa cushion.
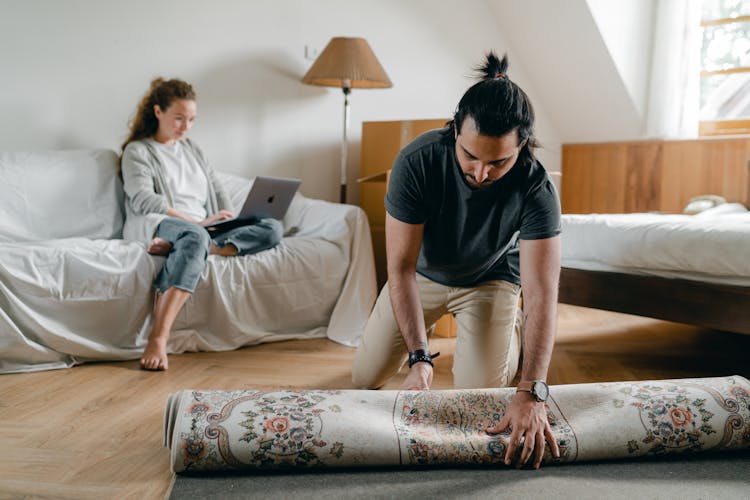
[0,149,124,242]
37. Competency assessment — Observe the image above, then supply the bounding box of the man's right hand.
[401,362,433,390]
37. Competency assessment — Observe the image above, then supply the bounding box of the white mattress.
[560,203,750,286]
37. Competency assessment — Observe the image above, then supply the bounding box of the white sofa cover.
[0,149,377,373]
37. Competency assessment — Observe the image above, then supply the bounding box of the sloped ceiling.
[486,0,648,143]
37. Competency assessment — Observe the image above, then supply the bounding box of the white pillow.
[693,202,748,218]
[0,149,124,242]
[217,171,252,214]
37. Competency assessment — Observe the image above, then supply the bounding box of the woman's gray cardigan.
[121,138,233,244]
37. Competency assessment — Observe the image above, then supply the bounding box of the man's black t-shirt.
[385,128,561,287]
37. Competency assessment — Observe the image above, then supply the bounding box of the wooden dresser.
[358,118,457,336]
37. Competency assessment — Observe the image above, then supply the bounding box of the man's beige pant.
[352,274,522,389]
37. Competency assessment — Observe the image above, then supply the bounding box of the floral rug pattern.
[394,390,576,465]
[616,379,750,456]
[164,376,750,473]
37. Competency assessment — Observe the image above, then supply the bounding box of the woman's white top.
[150,139,208,222]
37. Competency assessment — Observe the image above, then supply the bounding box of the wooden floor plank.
[1,305,749,498]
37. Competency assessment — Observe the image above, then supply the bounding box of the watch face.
[532,381,549,401]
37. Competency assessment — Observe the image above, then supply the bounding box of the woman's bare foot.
[147,237,172,256]
[210,242,238,257]
[140,335,169,371]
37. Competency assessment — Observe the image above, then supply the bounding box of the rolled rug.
[164,376,750,473]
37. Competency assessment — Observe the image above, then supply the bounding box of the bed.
[558,136,750,335]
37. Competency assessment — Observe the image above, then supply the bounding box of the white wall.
[587,0,655,121]
[486,0,647,143]
[0,0,562,203]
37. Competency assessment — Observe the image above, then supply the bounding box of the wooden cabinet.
[359,118,457,337]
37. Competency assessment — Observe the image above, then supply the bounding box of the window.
[699,0,750,135]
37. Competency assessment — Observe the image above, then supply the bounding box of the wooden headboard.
[561,137,750,214]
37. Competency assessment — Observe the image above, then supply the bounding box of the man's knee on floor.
[351,364,390,390]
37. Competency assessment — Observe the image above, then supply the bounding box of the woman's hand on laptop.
[201,210,235,227]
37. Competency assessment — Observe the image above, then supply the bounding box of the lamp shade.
[302,37,392,89]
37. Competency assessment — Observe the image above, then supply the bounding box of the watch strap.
[408,349,440,368]
[516,380,535,392]
[516,379,549,402]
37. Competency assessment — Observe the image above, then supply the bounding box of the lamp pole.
[340,85,351,204]
[301,38,392,204]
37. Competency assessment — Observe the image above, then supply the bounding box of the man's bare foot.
[147,237,172,256]
[210,242,238,257]
[140,335,169,371]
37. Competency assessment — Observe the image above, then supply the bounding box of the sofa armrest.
[282,196,377,346]
[216,171,377,345]
[284,194,367,240]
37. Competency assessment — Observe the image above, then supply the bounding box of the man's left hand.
[485,391,560,469]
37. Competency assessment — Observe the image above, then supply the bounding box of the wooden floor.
[2,304,749,499]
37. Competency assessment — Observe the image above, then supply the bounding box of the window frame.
[698,13,750,136]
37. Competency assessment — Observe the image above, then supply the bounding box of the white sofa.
[0,149,377,373]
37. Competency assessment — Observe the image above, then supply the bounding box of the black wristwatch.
[516,380,550,402]
[408,349,440,368]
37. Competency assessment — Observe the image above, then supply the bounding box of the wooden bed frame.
[558,136,750,334]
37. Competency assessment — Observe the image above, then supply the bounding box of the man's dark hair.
[445,52,538,161]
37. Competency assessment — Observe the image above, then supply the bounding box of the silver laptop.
[207,176,301,235]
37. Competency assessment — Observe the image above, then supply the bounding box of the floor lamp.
[302,37,392,203]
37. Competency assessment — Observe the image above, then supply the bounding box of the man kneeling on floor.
[352,52,562,469]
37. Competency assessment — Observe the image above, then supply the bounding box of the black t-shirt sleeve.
[384,152,428,224]
[519,177,562,240]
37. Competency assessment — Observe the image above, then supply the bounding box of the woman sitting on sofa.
[121,77,283,371]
